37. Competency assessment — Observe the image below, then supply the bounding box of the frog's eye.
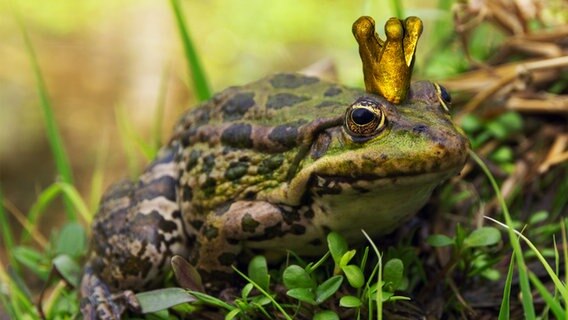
[345,98,386,138]
[434,83,451,112]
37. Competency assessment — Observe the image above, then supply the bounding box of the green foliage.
[327,232,365,289]
[528,272,566,319]
[342,264,364,288]
[488,214,568,319]
[461,112,524,174]
[470,151,536,318]
[158,232,414,319]
[328,231,348,266]
[115,105,145,177]
[283,265,316,289]
[52,254,81,287]
[498,255,515,320]
[463,227,501,248]
[187,290,233,310]
[285,271,343,305]
[169,0,211,102]
[316,276,343,304]
[137,288,196,314]
[0,160,91,318]
[16,9,76,220]
[427,225,502,280]
[427,234,454,247]
[248,255,270,291]
[54,222,87,258]
[340,295,362,308]
[461,112,523,149]
[382,259,403,293]
[423,15,506,78]
[13,246,51,280]
[388,0,404,18]
[0,187,19,273]
[23,182,91,243]
[313,310,340,320]
[4,219,89,319]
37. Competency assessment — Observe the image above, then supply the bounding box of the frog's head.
[291,78,469,196]
[333,80,469,180]
[285,80,469,241]
[282,17,469,240]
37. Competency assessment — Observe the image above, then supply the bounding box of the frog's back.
[169,73,365,217]
[173,73,366,132]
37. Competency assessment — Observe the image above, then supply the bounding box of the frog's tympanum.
[80,16,469,319]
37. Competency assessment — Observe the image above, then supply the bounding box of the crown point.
[352,16,375,38]
[384,18,403,40]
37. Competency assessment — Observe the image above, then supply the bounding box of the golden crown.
[353,16,423,104]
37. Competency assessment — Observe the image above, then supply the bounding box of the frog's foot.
[80,267,141,320]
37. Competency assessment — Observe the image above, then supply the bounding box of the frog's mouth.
[307,168,461,197]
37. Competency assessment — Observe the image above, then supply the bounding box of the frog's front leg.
[192,200,305,281]
[80,150,189,319]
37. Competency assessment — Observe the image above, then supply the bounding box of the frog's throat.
[353,16,423,104]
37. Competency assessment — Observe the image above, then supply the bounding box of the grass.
[15,5,76,221]
[1,1,567,319]
[470,151,536,319]
[0,187,19,274]
[169,0,211,102]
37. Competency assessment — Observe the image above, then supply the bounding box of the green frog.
[80,16,469,319]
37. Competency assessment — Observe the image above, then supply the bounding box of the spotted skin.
[80,73,469,319]
[80,148,188,319]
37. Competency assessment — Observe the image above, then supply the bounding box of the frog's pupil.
[439,85,451,103]
[352,108,375,125]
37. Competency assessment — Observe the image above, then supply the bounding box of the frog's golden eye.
[434,83,451,112]
[345,98,386,139]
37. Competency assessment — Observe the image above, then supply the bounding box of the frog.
[80,16,469,319]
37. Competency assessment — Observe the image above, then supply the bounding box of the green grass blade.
[151,65,170,155]
[0,293,16,319]
[21,183,61,243]
[57,182,92,224]
[362,230,383,320]
[16,12,76,220]
[22,182,92,244]
[389,0,404,18]
[114,72,165,170]
[528,272,566,319]
[88,164,105,214]
[115,104,160,164]
[0,187,20,273]
[0,262,37,319]
[233,266,293,320]
[88,134,108,213]
[115,105,142,177]
[553,235,561,318]
[562,220,568,294]
[486,216,568,300]
[469,150,536,319]
[498,255,514,320]
[436,0,453,10]
[169,0,211,102]
[552,169,568,218]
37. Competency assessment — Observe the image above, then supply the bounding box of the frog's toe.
[80,267,141,319]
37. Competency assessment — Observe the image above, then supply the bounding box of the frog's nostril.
[412,125,428,133]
